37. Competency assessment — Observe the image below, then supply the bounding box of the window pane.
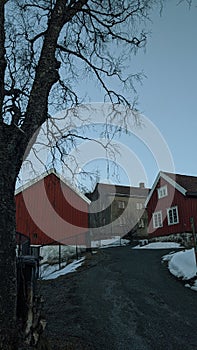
[158,185,168,199]
[153,211,162,228]
[118,201,125,209]
[169,210,173,224]
[173,208,177,223]
[167,207,178,225]
[158,213,162,226]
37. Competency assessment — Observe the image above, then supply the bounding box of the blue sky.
[75,1,197,189]
[135,1,197,181]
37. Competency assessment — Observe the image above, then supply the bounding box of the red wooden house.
[146,171,197,242]
[15,169,90,246]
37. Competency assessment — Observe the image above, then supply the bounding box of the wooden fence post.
[190,217,197,269]
[76,245,78,260]
[59,244,61,270]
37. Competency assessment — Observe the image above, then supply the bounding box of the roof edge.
[145,171,187,207]
[186,191,197,197]
[144,172,161,207]
[15,168,91,204]
[161,172,187,196]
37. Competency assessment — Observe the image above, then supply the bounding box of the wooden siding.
[15,173,89,245]
[147,176,197,238]
[88,185,149,239]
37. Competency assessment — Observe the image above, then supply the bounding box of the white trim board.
[15,168,91,205]
[145,171,187,207]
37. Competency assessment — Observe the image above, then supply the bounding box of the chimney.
[139,182,145,189]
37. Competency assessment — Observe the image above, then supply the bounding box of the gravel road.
[39,246,197,350]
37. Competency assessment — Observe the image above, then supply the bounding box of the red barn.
[15,169,90,246]
[146,171,197,243]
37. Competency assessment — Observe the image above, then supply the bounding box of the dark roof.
[145,171,197,206]
[164,172,197,194]
[87,182,150,200]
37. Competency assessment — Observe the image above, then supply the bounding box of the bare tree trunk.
[0,196,18,349]
[0,131,18,349]
[0,5,19,345]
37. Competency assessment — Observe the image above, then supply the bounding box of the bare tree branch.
[0,1,174,348]
[16,1,86,135]
[0,2,6,124]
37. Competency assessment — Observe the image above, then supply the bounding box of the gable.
[164,172,197,196]
[145,171,187,207]
[15,171,89,245]
[15,168,90,205]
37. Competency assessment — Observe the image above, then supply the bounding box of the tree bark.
[0,1,6,124]
[0,0,154,348]
[0,127,18,349]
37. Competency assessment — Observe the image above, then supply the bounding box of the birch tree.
[0,0,162,348]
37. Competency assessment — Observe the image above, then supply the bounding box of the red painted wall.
[15,173,89,246]
[147,177,197,238]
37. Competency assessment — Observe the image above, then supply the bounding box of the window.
[138,219,145,228]
[153,211,163,228]
[157,185,168,199]
[167,206,179,225]
[119,217,126,226]
[118,201,125,209]
[136,202,143,210]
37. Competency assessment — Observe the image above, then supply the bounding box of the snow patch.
[36,244,86,280]
[162,248,197,292]
[41,257,85,280]
[133,242,181,249]
[91,237,130,248]
[39,245,85,264]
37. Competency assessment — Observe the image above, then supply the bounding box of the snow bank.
[133,241,197,292]
[163,248,197,292]
[39,245,85,264]
[39,261,67,279]
[91,237,130,248]
[35,244,86,280]
[133,242,181,249]
[40,257,85,280]
[163,248,197,279]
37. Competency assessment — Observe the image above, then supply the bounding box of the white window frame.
[119,216,126,226]
[153,211,163,228]
[167,206,179,225]
[136,202,143,210]
[118,201,125,209]
[138,218,145,228]
[157,185,168,199]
